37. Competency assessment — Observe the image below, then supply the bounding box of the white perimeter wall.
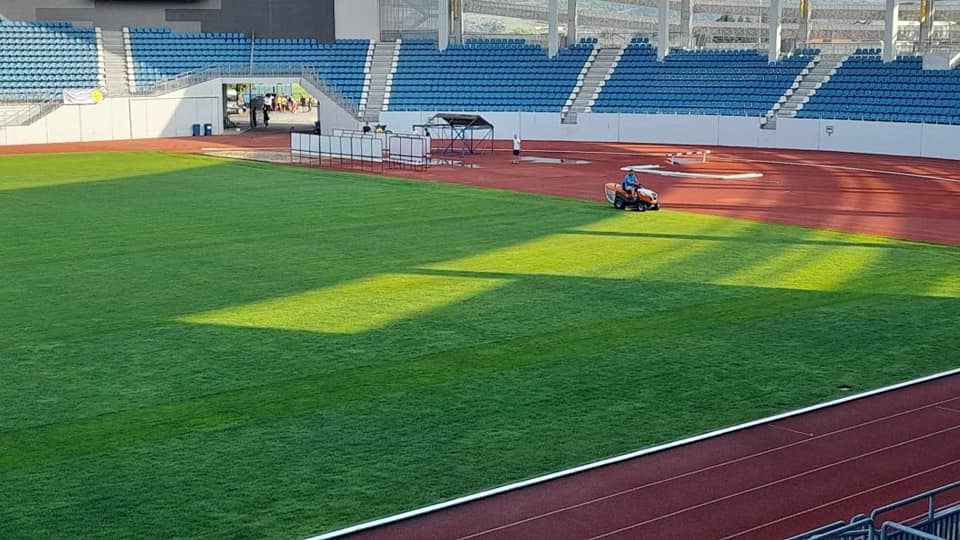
[335,0,381,41]
[0,79,223,146]
[380,111,960,160]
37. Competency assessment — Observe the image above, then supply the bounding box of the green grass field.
[2,152,959,539]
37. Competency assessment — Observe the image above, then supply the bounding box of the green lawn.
[1,152,958,539]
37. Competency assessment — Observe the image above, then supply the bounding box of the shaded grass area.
[1,152,959,539]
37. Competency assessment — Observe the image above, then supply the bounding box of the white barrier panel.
[388,134,430,165]
[292,133,383,162]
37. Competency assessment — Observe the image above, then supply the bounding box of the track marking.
[307,369,960,540]
[587,424,960,540]
[493,146,960,184]
[717,156,960,185]
[768,424,815,438]
[936,405,960,414]
[455,397,960,540]
[719,458,960,539]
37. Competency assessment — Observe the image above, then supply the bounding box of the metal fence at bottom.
[790,481,960,540]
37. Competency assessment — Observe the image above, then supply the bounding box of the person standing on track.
[512,133,522,164]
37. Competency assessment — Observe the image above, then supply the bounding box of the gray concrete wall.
[1,0,336,40]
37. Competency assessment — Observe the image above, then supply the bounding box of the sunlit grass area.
[2,152,958,539]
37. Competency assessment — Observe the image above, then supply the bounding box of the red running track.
[345,373,960,540]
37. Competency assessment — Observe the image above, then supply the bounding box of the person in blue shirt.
[623,170,639,197]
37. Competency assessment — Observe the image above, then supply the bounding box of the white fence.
[291,133,383,162]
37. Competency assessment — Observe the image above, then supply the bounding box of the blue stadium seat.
[796,53,960,125]
[591,46,817,117]
[388,39,593,112]
[0,20,101,98]
[128,27,369,104]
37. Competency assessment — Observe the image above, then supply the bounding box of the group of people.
[248,92,318,129]
[263,94,314,114]
[361,123,389,134]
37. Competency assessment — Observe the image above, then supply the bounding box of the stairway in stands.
[361,40,399,123]
[100,29,131,96]
[562,46,622,124]
[763,53,845,128]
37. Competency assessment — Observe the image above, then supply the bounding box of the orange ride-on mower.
[604,182,660,211]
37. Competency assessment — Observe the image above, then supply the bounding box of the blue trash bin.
[191,123,201,137]
[203,123,213,136]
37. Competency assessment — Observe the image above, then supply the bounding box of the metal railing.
[300,68,359,117]
[790,481,960,540]
[0,93,63,127]
[129,63,359,117]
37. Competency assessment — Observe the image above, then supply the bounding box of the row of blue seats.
[395,73,584,79]
[830,77,960,84]
[593,106,769,116]
[0,28,94,34]
[1,20,74,27]
[392,82,574,88]
[607,73,799,80]
[797,113,960,124]
[799,109,960,119]
[390,106,562,112]
[602,88,783,96]
[821,90,960,98]
[803,103,960,111]
[810,100,960,108]
[600,97,776,104]
[392,91,569,97]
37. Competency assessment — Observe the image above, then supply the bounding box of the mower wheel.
[613,196,626,210]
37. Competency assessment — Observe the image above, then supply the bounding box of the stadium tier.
[797,49,960,125]
[387,38,594,112]
[0,20,101,99]
[128,28,369,103]
[592,38,817,117]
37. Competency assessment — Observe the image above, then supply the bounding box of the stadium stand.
[0,20,102,99]
[127,28,369,104]
[797,49,960,125]
[591,37,817,117]
[387,38,594,112]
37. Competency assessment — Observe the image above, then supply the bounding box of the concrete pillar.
[798,0,812,46]
[680,0,694,49]
[548,0,560,56]
[883,0,899,62]
[919,0,936,52]
[451,0,463,45]
[568,0,579,46]
[658,0,670,60]
[438,0,449,50]
[768,0,782,62]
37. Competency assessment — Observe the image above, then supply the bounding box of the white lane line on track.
[719,458,960,539]
[768,424,815,438]
[306,368,960,540]
[937,405,960,414]
[715,156,960,185]
[455,395,960,540]
[493,147,960,184]
[587,424,960,540]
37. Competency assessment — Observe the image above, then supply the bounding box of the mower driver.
[623,170,639,198]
